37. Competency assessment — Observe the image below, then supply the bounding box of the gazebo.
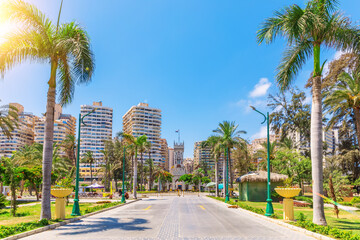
[236,171,288,202]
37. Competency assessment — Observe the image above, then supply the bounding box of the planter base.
[283,198,294,220]
[55,198,67,219]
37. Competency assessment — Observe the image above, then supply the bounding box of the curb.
[3,199,142,240]
[206,197,335,240]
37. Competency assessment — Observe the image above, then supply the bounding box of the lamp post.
[250,106,274,216]
[121,146,127,203]
[71,108,96,216]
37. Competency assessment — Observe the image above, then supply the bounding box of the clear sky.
[0,0,359,158]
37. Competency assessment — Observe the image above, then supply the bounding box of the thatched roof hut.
[236,171,288,183]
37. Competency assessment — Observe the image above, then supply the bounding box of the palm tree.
[257,0,360,225]
[0,102,18,139]
[256,141,278,170]
[61,134,77,166]
[138,137,150,192]
[213,121,246,189]
[324,71,360,148]
[202,136,222,197]
[146,147,154,191]
[153,166,172,192]
[0,0,95,219]
[81,151,95,190]
[120,133,148,198]
[192,168,205,196]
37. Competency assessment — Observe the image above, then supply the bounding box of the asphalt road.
[23,196,316,240]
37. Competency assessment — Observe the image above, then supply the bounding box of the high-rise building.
[0,103,38,158]
[323,127,339,155]
[34,104,76,149]
[123,103,162,164]
[160,138,169,170]
[193,141,214,170]
[79,101,113,164]
[183,157,194,174]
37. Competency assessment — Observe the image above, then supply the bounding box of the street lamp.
[250,106,274,217]
[71,108,96,216]
[121,146,127,203]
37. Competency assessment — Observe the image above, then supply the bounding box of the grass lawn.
[0,202,106,226]
[238,200,360,236]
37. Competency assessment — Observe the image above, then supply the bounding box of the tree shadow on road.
[57,217,151,235]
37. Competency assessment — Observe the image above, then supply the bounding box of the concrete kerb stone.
[3,199,142,240]
[206,196,335,240]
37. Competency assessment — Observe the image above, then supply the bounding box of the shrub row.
[83,201,122,214]
[0,219,50,238]
[0,202,123,239]
[293,213,360,240]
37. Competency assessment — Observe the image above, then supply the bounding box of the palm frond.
[276,39,313,91]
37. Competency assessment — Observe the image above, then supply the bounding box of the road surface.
[23,195,316,240]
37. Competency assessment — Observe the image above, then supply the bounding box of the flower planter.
[275,188,301,221]
[51,188,73,219]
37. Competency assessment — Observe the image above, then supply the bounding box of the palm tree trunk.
[228,150,233,189]
[353,108,360,149]
[222,158,226,196]
[140,151,143,192]
[215,158,219,197]
[311,43,327,226]
[90,162,93,192]
[133,150,138,199]
[41,62,57,220]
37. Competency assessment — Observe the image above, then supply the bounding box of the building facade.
[183,157,194,174]
[0,103,38,158]
[160,138,169,170]
[34,104,76,148]
[123,103,162,164]
[79,101,113,165]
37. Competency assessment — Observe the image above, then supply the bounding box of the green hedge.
[0,202,123,239]
[293,213,360,240]
[0,219,50,238]
[83,201,122,214]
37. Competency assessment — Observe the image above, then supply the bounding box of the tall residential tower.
[79,101,113,164]
[123,103,162,164]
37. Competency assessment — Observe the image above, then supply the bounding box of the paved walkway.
[23,196,316,240]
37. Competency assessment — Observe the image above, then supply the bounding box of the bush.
[294,196,313,208]
[0,194,6,209]
[294,214,360,240]
[350,197,360,205]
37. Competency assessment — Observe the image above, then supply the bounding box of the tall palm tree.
[138,137,150,192]
[0,0,95,219]
[257,0,360,225]
[146,157,154,191]
[61,134,77,166]
[202,136,222,197]
[324,71,360,148]
[256,141,278,170]
[192,168,205,195]
[213,121,246,189]
[81,151,95,189]
[120,133,148,198]
[0,102,18,139]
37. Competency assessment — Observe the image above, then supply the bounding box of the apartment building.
[0,103,38,157]
[34,104,76,147]
[183,157,194,174]
[160,138,169,170]
[79,101,113,165]
[123,103,162,164]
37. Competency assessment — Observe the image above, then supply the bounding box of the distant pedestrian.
[118,189,122,197]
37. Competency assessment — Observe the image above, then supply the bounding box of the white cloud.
[235,99,267,113]
[251,126,267,139]
[249,78,271,98]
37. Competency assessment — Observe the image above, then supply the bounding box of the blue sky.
[0,0,359,158]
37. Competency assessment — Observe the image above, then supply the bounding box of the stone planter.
[275,188,301,221]
[51,188,73,219]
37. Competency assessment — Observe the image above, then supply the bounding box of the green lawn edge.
[207,196,360,240]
